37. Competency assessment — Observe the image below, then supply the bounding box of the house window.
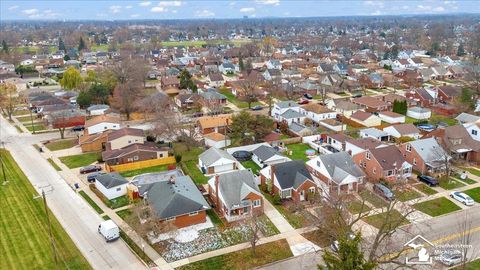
[243,206,249,214]
[373,167,376,174]
[473,130,478,136]
[133,156,139,161]
[366,152,371,160]
[387,170,394,176]
[406,144,412,152]
[253,199,261,208]
[413,158,417,165]
[281,189,292,199]
[104,126,107,130]
[189,211,198,216]
[116,187,121,191]
[127,158,133,162]
[128,140,131,144]
[159,153,164,158]
[309,187,315,193]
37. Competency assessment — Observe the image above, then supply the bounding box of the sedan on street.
[450,191,474,206]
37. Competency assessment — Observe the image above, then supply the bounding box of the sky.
[1,0,479,21]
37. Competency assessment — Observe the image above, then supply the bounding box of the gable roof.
[85,115,119,128]
[388,123,420,135]
[276,100,300,109]
[455,113,480,123]
[216,170,261,209]
[370,145,407,171]
[252,145,282,161]
[144,176,210,219]
[443,125,480,153]
[408,138,447,163]
[102,142,166,161]
[347,137,384,150]
[350,111,376,121]
[316,152,365,184]
[302,103,334,114]
[273,160,313,190]
[199,147,236,167]
[281,109,304,119]
[352,96,388,108]
[107,128,144,141]
[95,173,128,189]
[197,114,231,130]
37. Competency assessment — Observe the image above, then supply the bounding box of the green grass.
[0,149,91,270]
[413,183,438,195]
[458,177,476,185]
[404,116,418,124]
[25,123,47,132]
[119,164,169,177]
[261,191,306,229]
[461,167,480,177]
[14,125,23,133]
[463,187,480,203]
[241,160,261,175]
[12,109,30,116]
[257,215,280,237]
[106,195,130,209]
[16,115,40,123]
[177,239,292,270]
[363,209,410,229]
[116,209,132,220]
[393,189,422,202]
[47,158,62,171]
[45,139,77,151]
[102,215,111,220]
[347,200,371,214]
[359,190,388,208]
[119,230,154,265]
[90,44,109,51]
[59,152,101,168]
[430,112,458,126]
[78,191,104,214]
[413,197,461,217]
[219,88,262,109]
[285,143,312,162]
[207,209,224,227]
[173,143,204,161]
[182,160,209,184]
[454,258,480,269]
[438,177,466,190]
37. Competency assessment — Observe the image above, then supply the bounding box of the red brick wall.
[399,143,427,174]
[353,151,383,182]
[163,211,207,228]
[292,181,317,203]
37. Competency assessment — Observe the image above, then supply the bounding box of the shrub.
[273,194,282,205]
[175,154,182,163]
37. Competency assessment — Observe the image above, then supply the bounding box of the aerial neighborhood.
[2,7,480,270]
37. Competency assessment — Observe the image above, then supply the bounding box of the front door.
[300,190,305,201]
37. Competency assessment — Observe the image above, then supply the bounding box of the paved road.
[0,116,146,270]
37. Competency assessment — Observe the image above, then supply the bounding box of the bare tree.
[49,110,75,139]
[238,71,261,109]
[0,82,18,121]
[126,201,177,239]
[244,213,261,255]
[456,211,475,270]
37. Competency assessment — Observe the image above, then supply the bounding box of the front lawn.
[79,191,104,214]
[461,167,480,178]
[463,187,480,202]
[438,177,466,190]
[16,115,40,122]
[12,109,30,116]
[25,123,47,132]
[347,200,371,214]
[393,189,422,202]
[47,158,62,171]
[59,152,101,168]
[454,258,480,270]
[241,160,261,175]
[45,139,77,151]
[363,209,410,229]
[285,143,312,162]
[173,143,204,161]
[182,160,209,184]
[261,191,313,229]
[0,149,91,269]
[413,197,461,217]
[219,88,262,109]
[430,112,458,126]
[116,209,132,220]
[302,230,331,248]
[359,190,388,208]
[119,164,170,177]
[106,195,130,209]
[413,183,438,195]
[177,239,293,270]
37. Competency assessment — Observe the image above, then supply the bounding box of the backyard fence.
[105,156,176,172]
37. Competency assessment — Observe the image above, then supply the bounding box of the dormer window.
[472,130,478,136]
[366,152,371,160]
[406,144,412,152]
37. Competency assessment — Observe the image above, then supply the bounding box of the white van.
[98,220,120,242]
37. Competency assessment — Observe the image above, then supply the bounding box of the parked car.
[71,125,85,132]
[98,220,120,242]
[439,251,463,266]
[80,165,102,174]
[87,171,106,183]
[251,105,263,111]
[303,93,313,99]
[351,92,362,98]
[417,175,439,186]
[298,98,309,105]
[373,183,394,201]
[450,191,474,206]
[232,150,252,161]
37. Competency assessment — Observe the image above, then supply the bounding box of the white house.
[378,111,405,124]
[266,60,282,70]
[251,145,290,168]
[463,121,480,142]
[383,123,421,140]
[87,104,110,116]
[271,100,301,121]
[199,147,239,175]
[85,115,120,135]
[345,138,386,156]
[407,107,431,120]
[204,132,231,148]
[94,173,128,200]
[299,103,337,123]
[279,109,306,125]
[359,128,390,141]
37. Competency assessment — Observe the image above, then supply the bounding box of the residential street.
[0,116,146,270]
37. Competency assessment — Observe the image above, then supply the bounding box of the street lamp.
[33,186,58,269]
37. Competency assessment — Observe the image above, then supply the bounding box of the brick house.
[405,88,436,107]
[102,142,169,166]
[353,145,412,182]
[139,175,210,228]
[196,114,232,135]
[399,137,449,174]
[307,152,366,196]
[79,131,110,152]
[437,85,461,104]
[208,170,264,223]
[260,160,317,203]
[351,96,389,113]
[428,125,480,163]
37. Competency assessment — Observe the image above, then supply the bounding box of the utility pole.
[42,190,58,269]
[0,141,7,185]
[29,108,36,134]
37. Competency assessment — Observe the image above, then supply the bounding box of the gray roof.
[143,175,210,219]
[408,107,430,113]
[87,104,110,111]
[95,173,128,189]
[276,100,299,109]
[217,170,261,209]
[408,138,448,164]
[289,122,309,133]
[360,128,389,138]
[281,109,304,119]
[455,112,480,123]
[252,145,282,162]
[317,152,365,184]
[273,160,313,190]
[199,147,236,167]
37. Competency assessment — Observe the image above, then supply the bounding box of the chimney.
[215,174,220,207]
[168,175,176,184]
[270,165,275,192]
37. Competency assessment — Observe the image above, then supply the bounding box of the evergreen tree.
[239,57,245,72]
[322,234,376,270]
[179,69,197,92]
[58,38,66,52]
[457,43,466,56]
[1,40,9,53]
[63,55,71,61]
[392,100,408,115]
[78,37,86,51]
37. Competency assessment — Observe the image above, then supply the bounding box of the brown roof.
[204,132,226,142]
[443,125,480,152]
[370,145,407,171]
[327,133,351,143]
[382,93,406,104]
[379,111,404,118]
[352,96,389,108]
[161,76,180,86]
[209,73,224,82]
[347,138,384,150]
[350,111,375,121]
[79,131,109,145]
[85,115,119,128]
[197,114,232,130]
[302,103,334,114]
[102,141,167,161]
[321,118,343,126]
[107,128,144,141]
[390,123,420,135]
